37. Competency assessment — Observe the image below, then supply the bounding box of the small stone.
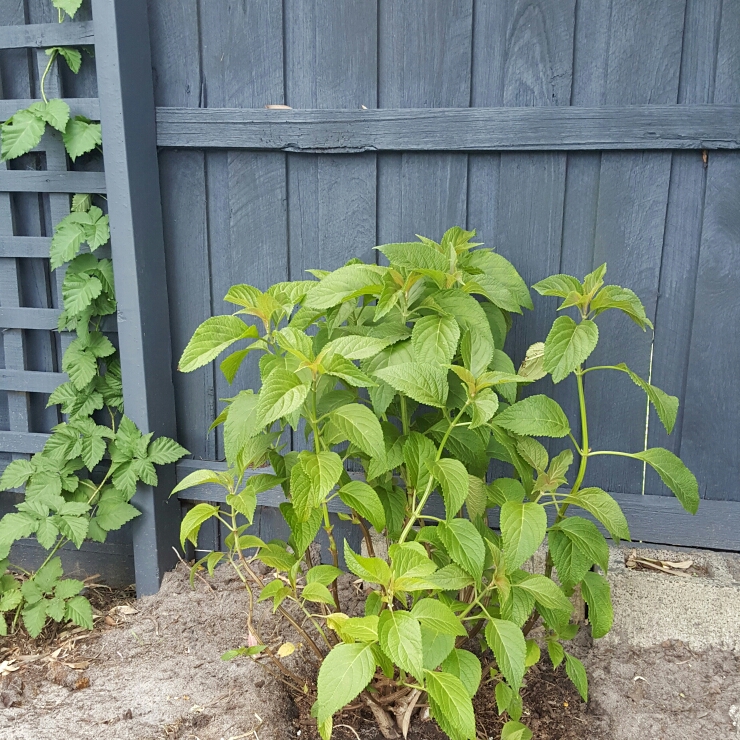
[254,679,265,689]
[662,640,671,648]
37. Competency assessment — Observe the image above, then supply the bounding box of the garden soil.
[1,562,738,740]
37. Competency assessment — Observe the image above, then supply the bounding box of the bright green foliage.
[175,236,697,740]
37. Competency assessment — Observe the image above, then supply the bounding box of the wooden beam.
[0,171,106,193]
[0,236,51,258]
[155,105,740,152]
[0,432,49,454]
[0,369,67,393]
[0,21,94,50]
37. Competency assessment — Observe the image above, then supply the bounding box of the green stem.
[399,401,470,543]
[587,450,641,459]
[39,50,57,104]
[400,396,410,435]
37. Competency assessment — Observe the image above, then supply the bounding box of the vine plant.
[0,4,187,638]
[174,228,698,740]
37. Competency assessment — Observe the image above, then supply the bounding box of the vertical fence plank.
[148,0,213,461]
[647,0,723,495]
[585,0,686,495]
[92,0,180,594]
[377,0,473,244]
[679,0,740,502]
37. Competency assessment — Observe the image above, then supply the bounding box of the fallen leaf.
[277,642,295,658]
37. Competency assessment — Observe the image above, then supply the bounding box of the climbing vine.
[0,3,187,638]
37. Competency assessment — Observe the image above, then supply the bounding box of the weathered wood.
[0,431,48,453]
[0,369,66,393]
[0,98,99,120]
[680,0,740,503]
[0,20,94,49]
[0,171,106,193]
[0,307,61,330]
[155,105,740,151]
[0,236,52,258]
[92,0,179,594]
[586,0,686,496]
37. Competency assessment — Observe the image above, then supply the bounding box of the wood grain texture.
[0,98,99,120]
[584,0,686,495]
[0,20,94,49]
[198,0,287,463]
[680,0,740,502]
[0,171,106,193]
[647,0,723,493]
[377,0,472,244]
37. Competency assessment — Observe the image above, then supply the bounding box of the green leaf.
[411,599,466,637]
[57,515,88,547]
[147,437,189,465]
[254,369,309,428]
[516,437,549,472]
[323,355,376,388]
[547,639,565,669]
[378,241,449,272]
[179,316,259,372]
[51,0,84,18]
[501,721,533,740]
[180,503,220,548]
[32,98,70,133]
[563,487,630,542]
[564,652,588,701]
[460,329,494,378]
[440,649,482,698]
[525,639,541,667]
[36,519,60,549]
[549,529,591,589]
[425,670,477,740]
[96,499,139,531]
[71,193,92,212]
[500,501,547,570]
[411,315,460,366]
[551,517,610,573]
[494,395,570,438]
[543,316,599,383]
[62,271,102,314]
[0,459,34,489]
[22,599,48,638]
[50,218,86,269]
[55,578,84,600]
[171,468,229,496]
[464,250,533,312]
[337,481,386,532]
[485,618,527,691]
[618,364,678,434]
[466,474,488,520]
[62,117,102,161]
[300,451,344,501]
[329,404,385,459]
[533,274,583,298]
[581,571,613,638]
[431,459,469,520]
[374,362,448,408]
[315,642,376,724]
[344,541,391,586]
[427,563,474,590]
[321,335,392,361]
[378,609,424,681]
[304,264,384,309]
[35,557,63,592]
[306,565,343,587]
[438,519,485,584]
[280,503,321,556]
[290,463,316,522]
[515,574,573,613]
[1,109,45,160]
[591,284,652,330]
[56,47,82,74]
[64,595,93,630]
[632,448,699,514]
[302,582,336,606]
[403,432,435,492]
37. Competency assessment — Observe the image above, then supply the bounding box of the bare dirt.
[1,562,738,740]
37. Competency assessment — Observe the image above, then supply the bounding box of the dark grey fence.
[1,0,739,593]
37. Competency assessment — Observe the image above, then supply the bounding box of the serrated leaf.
[57,47,82,74]
[485,618,527,691]
[551,517,609,574]
[36,98,71,133]
[438,519,485,584]
[411,315,460,365]
[425,669,477,740]
[547,639,565,669]
[494,395,570,438]
[543,316,599,383]
[515,574,573,613]
[501,721,533,740]
[440,649,481,698]
[379,609,424,681]
[171,468,230,496]
[304,264,384,309]
[22,599,48,638]
[51,0,84,18]
[300,451,343,502]
[306,564,343,587]
[63,117,102,161]
[500,501,547,570]
[374,362,448,408]
[62,271,102,314]
[378,241,449,272]
[464,250,532,313]
[563,487,630,542]
[431,458,468,520]
[411,598,466,637]
[254,369,309,429]
[616,364,678,434]
[0,459,34,489]
[549,529,591,589]
[315,642,376,724]
[321,335,392,361]
[564,652,588,701]
[323,355,376,388]
[147,436,188,465]
[50,218,86,269]
[302,582,336,606]
[329,404,385,459]
[64,595,93,630]
[180,503,220,548]
[1,109,45,160]
[460,329,493,378]
[632,448,699,514]
[581,571,613,638]
[533,274,583,298]
[281,503,321,556]
[179,316,259,372]
[337,481,386,532]
[591,284,652,330]
[344,541,391,586]
[96,499,140,531]
[427,563,474,590]
[55,578,84,600]
[403,432,435,492]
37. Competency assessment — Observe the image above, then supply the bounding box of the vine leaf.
[179,316,259,372]
[314,642,375,724]
[51,0,84,19]
[1,109,45,160]
[63,117,102,161]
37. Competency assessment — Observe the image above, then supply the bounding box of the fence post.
[91,0,179,594]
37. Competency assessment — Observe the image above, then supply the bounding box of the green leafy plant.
[0,5,187,638]
[175,227,699,740]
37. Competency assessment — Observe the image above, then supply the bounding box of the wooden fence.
[1,0,738,592]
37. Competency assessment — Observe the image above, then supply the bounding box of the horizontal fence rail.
[0,20,94,50]
[155,105,740,152]
[0,98,100,121]
[0,170,106,193]
[175,460,739,553]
